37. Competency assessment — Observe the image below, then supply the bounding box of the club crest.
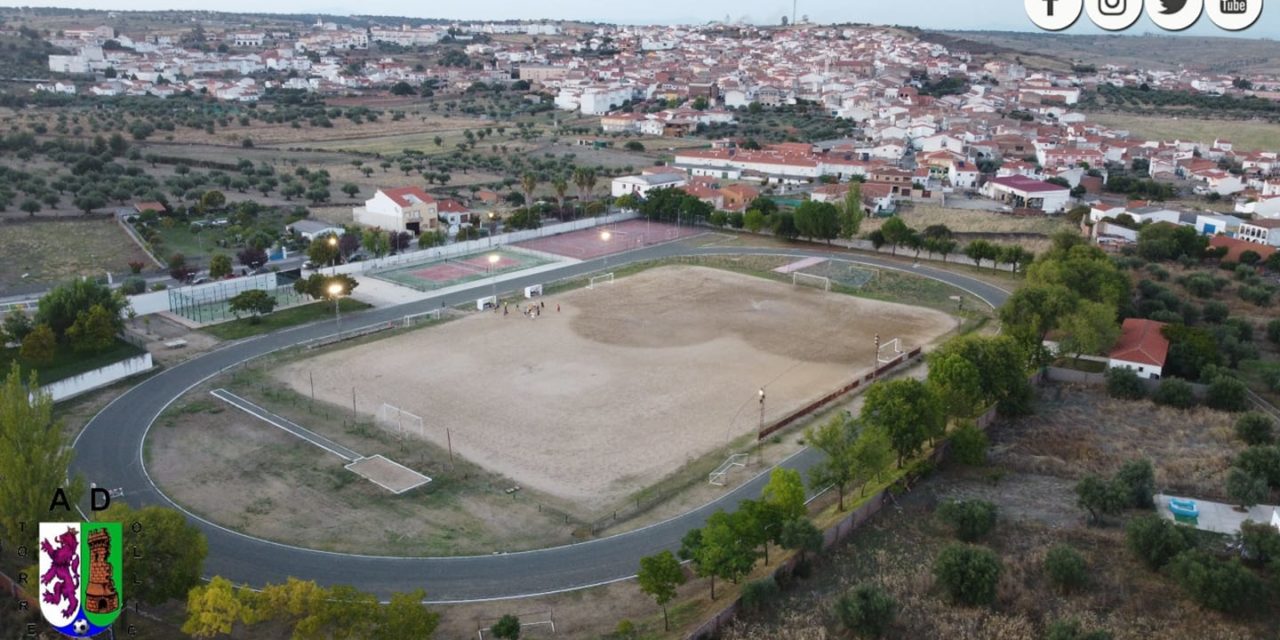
[39,522,124,638]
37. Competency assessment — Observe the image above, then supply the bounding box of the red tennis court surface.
[515,220,702,260]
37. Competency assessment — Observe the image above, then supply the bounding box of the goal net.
[524,284,543,298]
[877,337,903,364]
[792,271,832,292]
[588,273,614,289]
[476,295,498,310]
[377,403,425,440]
[476,611,556,639]
[708,453,748,486]
[402,310,441,328]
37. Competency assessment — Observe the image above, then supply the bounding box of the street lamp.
[757,387,766,464]
[601,230,611,269]
[328,282,344,331]
[328,235,339,274]
[488,253,500,300]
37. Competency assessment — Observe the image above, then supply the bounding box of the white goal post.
[792,271,832,291]
[476,295,498,310]
[524,284,543,298]
[402,310,441,328]
[476,611,556,639]
[376,403,425,440]
[588,273,614,289]
[708,453,748,486]
[877,337,903,364]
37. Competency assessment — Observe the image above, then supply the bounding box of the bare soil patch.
[275,265,956,512]
[0,217,151,290]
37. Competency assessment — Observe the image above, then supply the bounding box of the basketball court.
[371,249,552,292]
[274,265,955,511]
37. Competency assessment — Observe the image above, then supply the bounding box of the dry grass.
[862,203,1074,237]
[0,217,152,289]
[992,386,1240,500]
[1090,114,1280,152]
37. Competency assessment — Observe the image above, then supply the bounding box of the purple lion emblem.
[41,527,80,619]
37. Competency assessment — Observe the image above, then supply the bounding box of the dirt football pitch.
[275,265,956,510]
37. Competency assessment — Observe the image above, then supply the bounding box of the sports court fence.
[167,273,308,325]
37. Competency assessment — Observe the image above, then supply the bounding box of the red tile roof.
[380,186,434,207]
[1109,318,1169,368]
[1210,235,1277,261]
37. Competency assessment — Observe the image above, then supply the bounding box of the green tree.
[805,414,857,509]
[1236,445,1280,488]
[1027,243,1130,309]
[778,517,823,564]
[374,590,439,640]
[949,422,989,466]
[1125,514,1193,570]
[880,216,913,255]
[927,352,984,421]
[964,239,998,268]
[2,311,33,343]
[182,576,245,638]
[793,201,840,243]
[0,364,84,552]
[1235,412,1275,446]
[743,209,765,233]
[362,228,390,257]
[228,290,278,324]
[199,189,226,212]
[933,544,1002,606]
[851,423,895,495]
[840,182,864,239]
[36,278,125,338]
[1226,467,1269,510]
[930,335,1032,416]
[998,284,1078,360]
[1043,545,1088,594]
[637,550,685,631]
[294,273,359,300]
[1105,367,1146,400]
[1058,300,1119,365]
[835,584,897,638]
[861,378,944,465]
[67,303,119,354]
[98,503,207,605]
[208,253,233,279]
[771,211,799,240]
[1167,550,1265,614]
[1153,378,1196,409]
[1206,376,1249,412]
[762,467,806,522]
[936,499,998,542]
[1114,459,1156,509]
[1075,475,1127,525]
[307,233,342,266]
[695,510,762,598]
[20,324,56,365]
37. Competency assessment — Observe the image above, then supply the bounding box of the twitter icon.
[1147,0,1203,28]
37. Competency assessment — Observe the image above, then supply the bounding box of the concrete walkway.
[1155,493,1280,534]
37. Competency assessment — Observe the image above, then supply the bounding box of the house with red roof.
[1108,318,1170,380]
[982,175,1071,213]
[353,186,440,234]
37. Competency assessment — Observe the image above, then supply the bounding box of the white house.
[1195,213,1241,236]
[983,175,1071,213]
[611,173,687,199]
[1108,318,1169,380]
[353,187,440,235]
[286,220,345,241]
[579,86,633,116]
[1238,219,1280,247]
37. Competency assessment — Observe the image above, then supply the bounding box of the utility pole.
[793,0,798,25]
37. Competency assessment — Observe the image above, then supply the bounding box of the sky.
[11,0,1280,38]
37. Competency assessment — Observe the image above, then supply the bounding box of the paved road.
[72,242,1009,602]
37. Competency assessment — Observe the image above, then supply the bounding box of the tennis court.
[371,249,551,291]
[514,220,702,260]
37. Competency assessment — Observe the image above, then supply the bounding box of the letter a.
[48,488,70,512]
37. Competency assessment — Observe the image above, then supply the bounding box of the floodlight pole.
[873,333,880,381]
[757,387,766,464]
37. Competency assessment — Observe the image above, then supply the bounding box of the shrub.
[1167,550,1265,614]
[739,576,780,613]
[1105,367,1146,400]
[1206,376,1249,412]
[933,544,1001,606]
[1153,378,1196,409]
[1045,619,1113,640]
[1268,319,1280,344]
[1236,445,1280,488]
[490,614,520,639]
[835,584,897,638]
[1226,467,1269,509]
[1043,545,1088,593]
[1125,514,1193,570]
[936,499,997,542]
[1239,520,1280,565]
[1235,412,1275,446]
[1114,459,1155,509]
[1202,300,1229,323]
[120,277,146,295]
[1076,475,1127,524]
[949,423,989,466]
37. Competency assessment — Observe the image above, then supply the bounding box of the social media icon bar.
[1026,0,1084,30]
[1146,0,1203,29]
[1088,0,1143,29]
[1207,0,1262,29]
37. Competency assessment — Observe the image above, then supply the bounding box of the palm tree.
[552,178,568,217]
[572,168,589,218]
[520,173,538,210]
[583,169,598,205]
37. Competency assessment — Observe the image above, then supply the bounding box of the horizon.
[5,0,1278,39]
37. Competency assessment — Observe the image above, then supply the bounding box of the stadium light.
[488,253,500,300]
[601,230,612,269]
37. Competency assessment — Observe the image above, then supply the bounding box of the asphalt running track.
[72,242,1010,602]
